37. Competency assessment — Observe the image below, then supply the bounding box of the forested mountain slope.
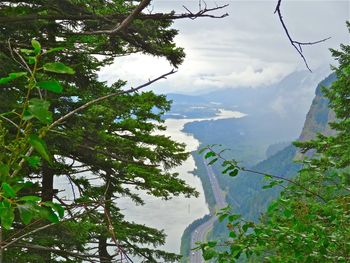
[211,72,337,238]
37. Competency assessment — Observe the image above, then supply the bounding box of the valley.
[171,69,335,261]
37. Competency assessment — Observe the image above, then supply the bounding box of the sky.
[99,0,350,94]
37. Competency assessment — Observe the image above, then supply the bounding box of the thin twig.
[0,116,23,134]
[274,0,330,72]
[1,204,100,250]
[48,69,176,130]
[7,39,27,71]
[206,146,327,202]
[241,167,326,202]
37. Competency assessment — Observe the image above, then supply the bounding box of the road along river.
[190,161,227,263]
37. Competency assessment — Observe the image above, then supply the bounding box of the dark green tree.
[0,1,227,262]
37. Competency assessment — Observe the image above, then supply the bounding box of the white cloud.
[98,0,349,94]
[193,63,295,88]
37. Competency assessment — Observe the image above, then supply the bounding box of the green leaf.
[229,231,237,238]
[43,62,75,75]
[37,80,63,93]
[198,147,207,155]
[31,39,41,54]
[283,209,293,218]
[229,169,239,177]
[262,180,283,189]
[28,135,50,162]
[204,151,216,159]
[47,210,59,223]
[18,204,34,225]
[45,47,64,54]
[222,160,231,167]
[228,214,241,222]
[38,207,59,223]
[19,195,41,202]
[267,201,279,213]
[20,49,34,55]
[208,158,218,165]
[22,110,33,121]
[0,72,27,85]
[218,213,229,222]
[208,241,217,247]
[28,98,52,124]
[0,206,14,229]
[43,201,64,218]
[222,165,235,174]
[0,164,9,177]
[230,245,242,258]
[202,248,216,260]
[342,65,350,76]
[2,183,16,198]
[27,56,36,65]
[24,155,41,168]
[264,174,273,180]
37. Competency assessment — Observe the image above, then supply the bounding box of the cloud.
[98,54,172,86]
[193,63,295,88]
[98,0,349,94]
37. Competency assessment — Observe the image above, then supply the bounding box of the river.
[55,109,245,256]
[117,109,246,254]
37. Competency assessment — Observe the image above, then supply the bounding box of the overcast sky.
[99,0,350,94]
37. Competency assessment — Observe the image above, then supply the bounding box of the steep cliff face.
[298,73,337,142]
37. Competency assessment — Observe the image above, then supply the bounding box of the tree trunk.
[41,161,54,202]
[98,236,113,263]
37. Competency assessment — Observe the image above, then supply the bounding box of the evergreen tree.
[0,1,226,262]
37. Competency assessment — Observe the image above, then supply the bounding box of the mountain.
[181,69,332,167]
[200,67,330,118]
[179,70,336,257]
[210,72,337,238]
[173,68,331,156]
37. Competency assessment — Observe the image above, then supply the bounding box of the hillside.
[179,71,337,258]
[211,72,337,238]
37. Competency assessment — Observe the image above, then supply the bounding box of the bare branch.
[0,4,228,25]
[274,0,331,72]
[83,0,151,35]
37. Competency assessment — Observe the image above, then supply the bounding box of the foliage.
[0,41,70,231]
[198,22,350,263]
[0,1,227,262]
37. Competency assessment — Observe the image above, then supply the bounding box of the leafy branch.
[199,144,326,202]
